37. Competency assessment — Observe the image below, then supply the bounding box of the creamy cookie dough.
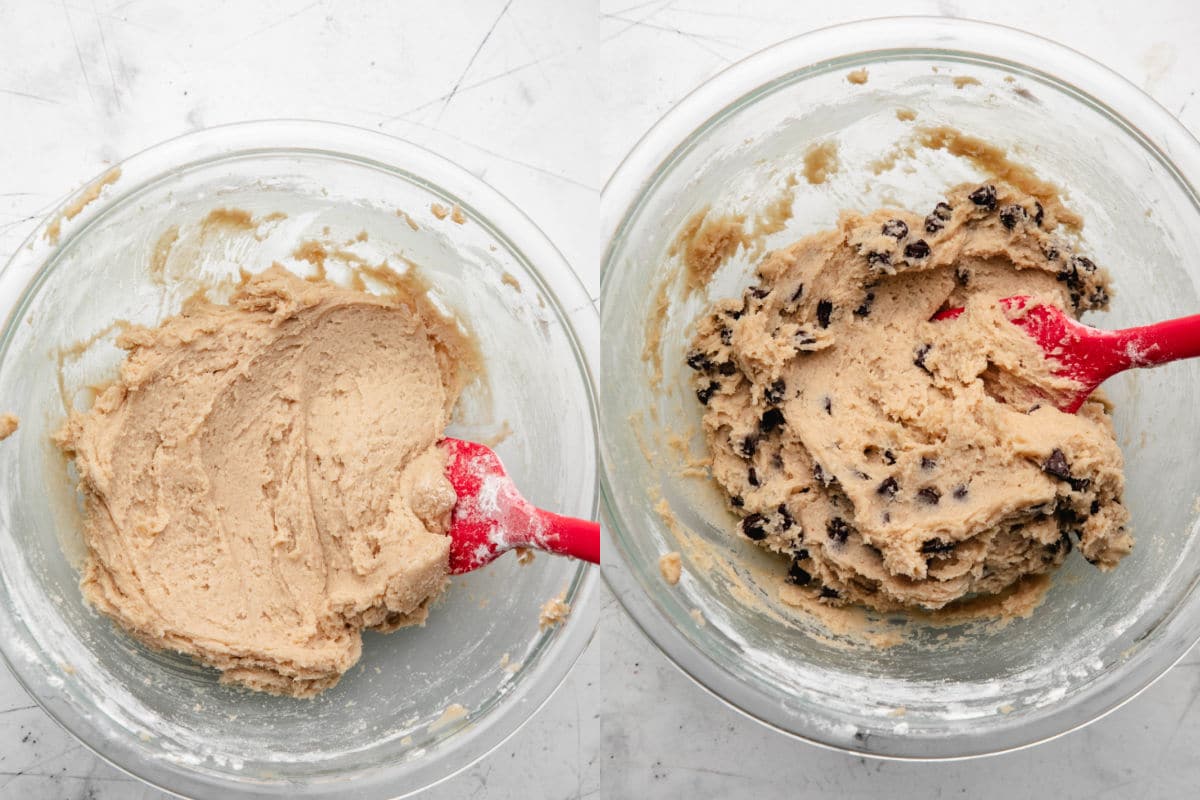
[689,182,1132,612]
[55,266,472,696]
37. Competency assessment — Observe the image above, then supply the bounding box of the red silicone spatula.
[934,295,1200,413]
[439,438,600,574]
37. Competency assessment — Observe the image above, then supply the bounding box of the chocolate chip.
[917,487,941,505]
[969,184,997,211]
[1057,507,1087,526]
[881,511,891,524]
[790,283,805,303]
[795,329,817,347]
[866,251,892,269]
[882,219,909,238]
[904,239,930,259]
[747,467,760,487]
[748,285,770,299]
[1089,286,1110,307]
[720,327,733,345]
[787,563,812,585]
[1045,532,1074,556]
[714,361,736,377]
[819,586,840,599]
[1090,499,1101,515]
[877,476,899,499]
[795,548,809,560]
[1033,201,1045,227]
[817,299,833,328]
[686,351,712,371]
[1042,449,1072,481]
[813,462,828,485]
[764,378,786,404]
[914,344,932,373]
[741,514,767,540]
[822,396,832,415]
[777,504,794,530]
[696,382,719,405]
[921,538,955,554]
[739,434,759,458]
[924,214,945,234]
[1043,245,1060,262]
[760,407,786,433]
[725,308,743,320]
[827,517,850,543]
[854,292,876,317]
[883,450,897,465]
[999,204,1025,229]
[933,202,953,220]
[953,484,969,500]
[772,453,784,469]
[1042,451,1091,491]
[1073,255,1097,274]
[920,457,937,471]
[955,266,970,286]
[730,495,744,508]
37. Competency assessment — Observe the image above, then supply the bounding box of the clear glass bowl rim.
[0,119,602,798]
[599,15,1200,760]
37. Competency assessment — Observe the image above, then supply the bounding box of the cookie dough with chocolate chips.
[55,266,473,696]
[689,182,1132,612]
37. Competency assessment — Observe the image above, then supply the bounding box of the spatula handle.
[531,510,600,564]
[1114,313,1200,370]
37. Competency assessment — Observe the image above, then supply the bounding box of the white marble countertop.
[2,0,1200,797]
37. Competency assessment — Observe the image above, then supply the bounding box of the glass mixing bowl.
[0,121,599,797]
[600,17,1200,759]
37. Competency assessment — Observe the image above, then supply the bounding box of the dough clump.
[689,183,1132,612]
[56,266,471,696]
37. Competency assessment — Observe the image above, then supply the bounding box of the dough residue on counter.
[847,68,869,85]
[55,265,475,697]
[688,181,1131,613]
[0,414,17,441]
[538,590,571,631]
[658,551,682,585]
[953,76,982,89]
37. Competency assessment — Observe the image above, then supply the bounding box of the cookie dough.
[0,413,17,441]
[538,590,571,631]
[659,551,682,585]
[55,266,472,696]
[689,183,1132,612]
